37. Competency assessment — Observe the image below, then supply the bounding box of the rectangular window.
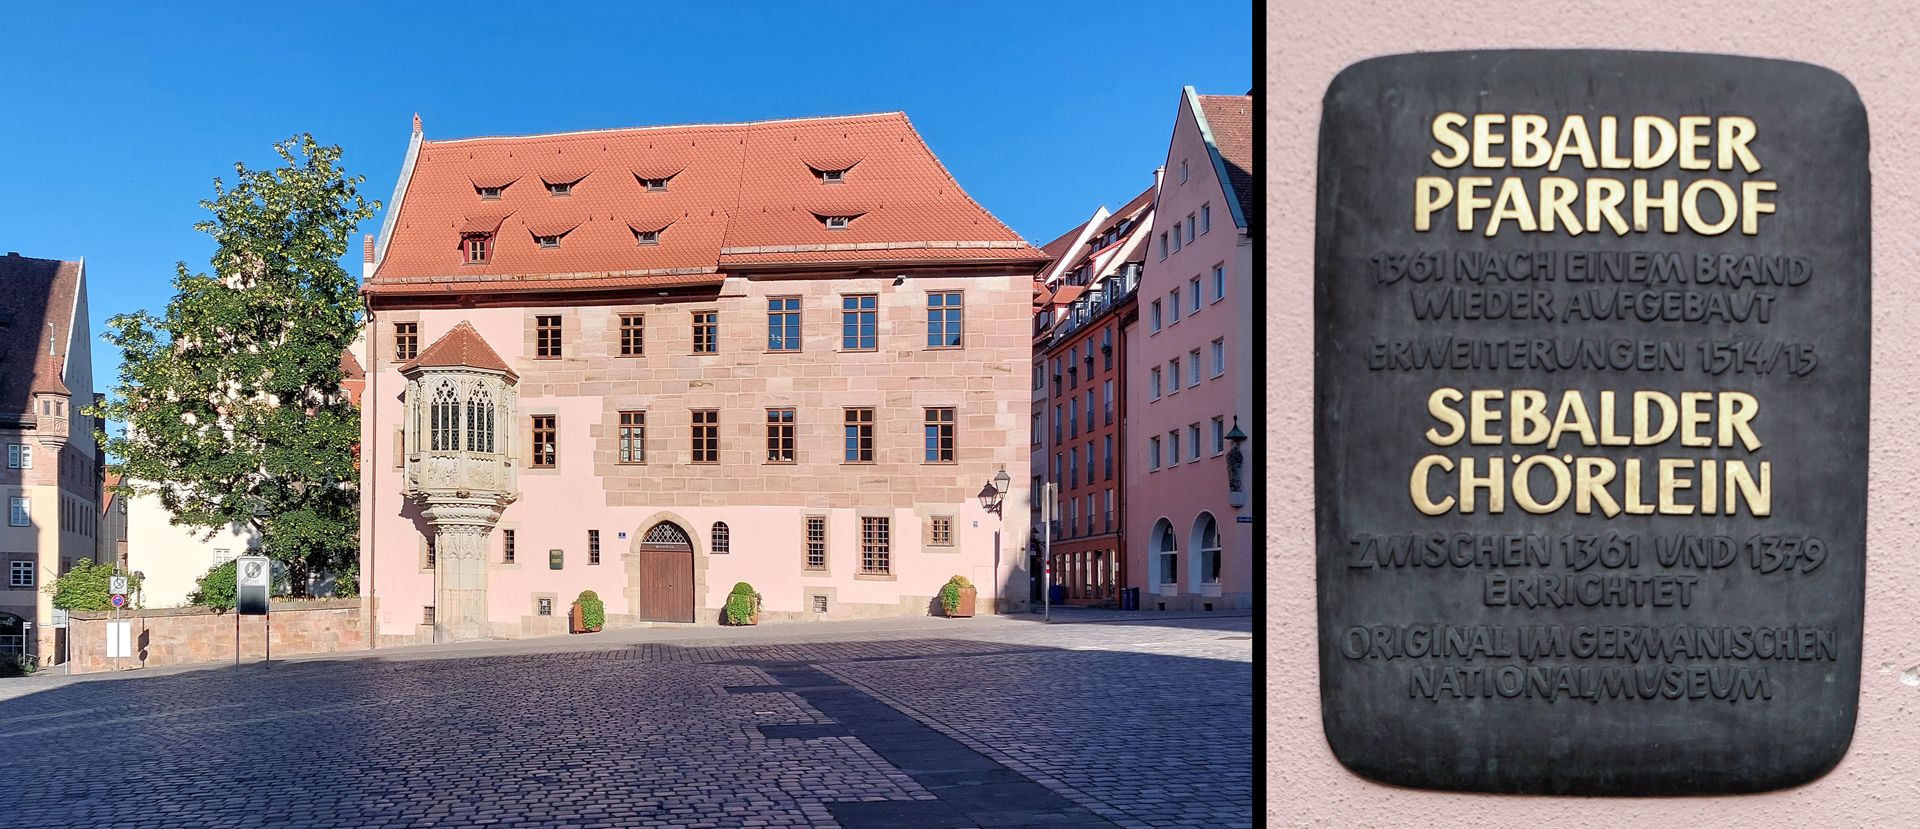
[1031,413,1041,445]
[844,408,875,462]
[530,415,557,468]
[692,311,718,354]
[1201,203,1211,234]
[1190,277,1202,314]
[1213,264,1227,302]
[1068,399,1078,438]
[1033,363,1044,390]
[619,314,644,356]
[465,235,490,264]
[767,297,801,352]
[6,444,17,468]
[767,408,796,463]
[1189,349,1202,387]
[1085,440,1095,482]
[805,516,828,570]
[423,606,436,625]
[1185,214,1196,244]
[1211,416,1226,456]
[1151,302,1164,332]
[503,529,516,564]
[1105,489,1114,531]
[1150,367,1162,400]
[1212,338,1226,377]
[1053,453,1061,485]
[930,515,954,547]
[860,516,891,574]
[618,411,645,464]
[11,497,27,527]
[1103,380,1114,425]
[394,322,419,361]
[535,315,563,358]
[1053,405,1062,443]
[425,536,437,569]
[588,529,601,565]
[1103,435,1113,480]
[7,560,31,588]
[842,294,877,350]
[538,597,553,616]
[1085,390,1095,431]
[1189,424,1202,460]
[1102,328,1113,370]
[1168,429,1182,465]
[1069,446,1079,488]
[1169,359,1182,392]
[1172,223,1182,253]
[1159,232,1169,261]
[1149,437,1161,471]
[924,407,956,463]
[927,291,963,348]
[1170,289,1182,323]
[691,410,719,464]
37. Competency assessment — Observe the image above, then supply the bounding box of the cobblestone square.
[0,612,1252,828]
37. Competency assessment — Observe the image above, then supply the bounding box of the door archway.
[636,521,695,622]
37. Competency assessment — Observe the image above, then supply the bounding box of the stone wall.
[66,599,363,674]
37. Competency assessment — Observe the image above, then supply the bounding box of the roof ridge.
[427,111,909,146]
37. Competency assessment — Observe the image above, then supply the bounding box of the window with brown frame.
[464,234,491,264]
[619,314,644,356]
[766,408,796,463]
[693,311,718,354]
[588,529,601,565]
[618,411,645,464]
[535,315,562,358]
[394,322,419,362]
[805,516,828,570]
[929,515,954,547]
[923,407,955,463]
[843,408,874,463]
[530,415,557,468]
[423,606,436,625]
[860,516,891,574]
[503,529,516,564]
[691,410,719,464]
[841,295,877,350]
[424,536,437,569]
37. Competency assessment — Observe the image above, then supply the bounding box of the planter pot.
[947,587,977,618]
[569,604,602,634]
[728,596,761,626]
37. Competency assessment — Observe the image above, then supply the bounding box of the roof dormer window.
[823,216,852,230]
[546,181,573,197]
[463,233,492,264]
[634,229,661,246]
[534,233,562,249]
[818,169,845,183]
[639,177,670,191]
[478,186,502,200]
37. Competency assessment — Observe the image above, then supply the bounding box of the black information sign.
[1315,51,1868,795]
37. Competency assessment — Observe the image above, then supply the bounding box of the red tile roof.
[370,112,1046,297]
[399,321,518,380]
[0,253,81,411]
[339,350,366,407]
[1198,95,1253,229]
[101,471,122,515]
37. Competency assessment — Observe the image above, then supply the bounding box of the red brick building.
[1031,187,1153,606]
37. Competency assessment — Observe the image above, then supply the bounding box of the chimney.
[363,234,377,281]
[1152,166,1165,198]
[412,113,422,134]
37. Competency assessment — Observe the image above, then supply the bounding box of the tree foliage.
[90,135,376,597]
[48,560,142,611]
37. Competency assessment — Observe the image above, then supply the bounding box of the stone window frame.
[856,513,893,579]
[528,413,560,470]
[924,514,958,550]
[711,522,730,554]
[499,525,520,567]
[423,605,437,625]
[7,558,33,588]
[803,514,830,574]
[421,533,436,571]
[617,410,646,465]
[534,594,558,617]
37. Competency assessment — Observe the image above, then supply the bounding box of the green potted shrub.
[724,582,761,626]
[571,590,605,634]
[939,575,977,618]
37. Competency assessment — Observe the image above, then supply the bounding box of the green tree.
[90,135,376,597]
[47,560,141,611]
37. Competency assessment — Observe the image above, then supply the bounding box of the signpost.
[236,555,271,668]
[1315,52,1868,795]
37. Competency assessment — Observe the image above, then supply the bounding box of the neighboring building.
[0,253,103,666]
[98,471,127,570]
[359,112,1044,644]
[124,492,259,608]
[1126,88,1254,611]
[1031,186,1153,606]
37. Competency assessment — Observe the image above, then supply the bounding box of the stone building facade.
[360,112,1044,643]
[0,253,103,666]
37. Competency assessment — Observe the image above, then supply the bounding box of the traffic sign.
[110,594,127,609]
[109,575,129,594]
[236,555,270,616]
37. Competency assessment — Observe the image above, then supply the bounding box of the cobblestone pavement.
[0,612,1252,828]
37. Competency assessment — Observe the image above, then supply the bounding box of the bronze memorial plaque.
[1314,51,1868,795]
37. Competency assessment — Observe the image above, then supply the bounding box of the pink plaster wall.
[1271,2,1920,820]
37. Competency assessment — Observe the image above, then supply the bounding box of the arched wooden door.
[636,522,695,622]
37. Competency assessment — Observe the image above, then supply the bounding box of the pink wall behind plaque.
[1271,1,1920,821]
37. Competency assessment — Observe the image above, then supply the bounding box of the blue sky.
[0,2,1252,399]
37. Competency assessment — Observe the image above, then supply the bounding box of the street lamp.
[978,468,1010,515]
[1226,417,1248,509]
